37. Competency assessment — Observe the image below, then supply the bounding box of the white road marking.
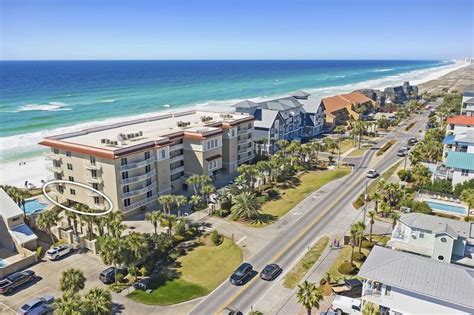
[236,236,247,245]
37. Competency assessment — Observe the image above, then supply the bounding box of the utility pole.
[363,181,368,222]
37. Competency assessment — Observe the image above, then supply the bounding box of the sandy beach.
[1,61,471,189]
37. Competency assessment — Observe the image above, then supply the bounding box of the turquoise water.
[0,60,452,162]
[426,201,467,215]
[23,199,48,215]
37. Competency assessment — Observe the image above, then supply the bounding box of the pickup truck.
[331,295,361,315]
[331,279,362,297]
[0,270,36,295]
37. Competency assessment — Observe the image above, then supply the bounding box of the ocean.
[0,60,457,162]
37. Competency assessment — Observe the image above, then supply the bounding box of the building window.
[161,150,166,159]
[58,186,64,193]
[231,129,235,137]
[92,183,99,190]
[124,198,131,207]
[440,237,447,243]
[438,255,444,261]
[144,151,151,159]
[207,141,211,150]
[145,165,151,173]
[65,151,71,157]
[53,148,59,154]
[91,169,98,178]
[90,156,96,165]
[68,176,74,182]
[384,285,392,296]
[67,163,73,170]
[121,158,128,166]
[122,172,128,180]
[419,232,424,238]
[461,169,469,176]
[146,191,153,198]
[93,196,100,204]
[123,185,130,193]
[12,216,20,222]
[70,189,76,195]
[248,123,251,128]
[146,178,152,186]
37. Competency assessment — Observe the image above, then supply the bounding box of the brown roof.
[322,91,373,114]
[447,116,474,126]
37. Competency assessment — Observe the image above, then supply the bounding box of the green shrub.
[361,240,374,249]
[423,179,453,194]
[257,195,269,204]
[211,230,222,246]
[397,169,412,182]
[116,273,125,283]
[174,220,186,237]
[338,262,359,275]
[36,246,43,258]
[353,252,367,262]
[376,140,396,156]
[454,179,474,196]
[319,278,327,286]
[266,188,280,200]
[139,266,149,277]
[259,184,273,191]
[402,200,432,214]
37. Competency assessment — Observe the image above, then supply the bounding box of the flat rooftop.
[41,110,252,152]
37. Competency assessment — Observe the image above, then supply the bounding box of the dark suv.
[0,270,36,295]
[229,263,253,285]
[99,267,128,284]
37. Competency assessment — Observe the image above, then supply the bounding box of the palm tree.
[238,164,259,188]
[75,204,95,240]
[54,291,81,315]
[353,120,366,149]
[59,268,86,293]
[231,192,261,220]
[355,221,366,253]
[333,126,346,167]
[174,195,188,217]
[97,236,124,285]
[390,211,400,229]
[323,137,337,154]
[201,184,215,210]
[368,211,376,243]
[125,233,148,281]
[370,191,383,213]
[82,287,112,315]
[296,281,323,315]
[349,224,358,266]
[37,210,59,244]
[189,195,202,211]
[412,164,431,187]
[460,189,474,220]
[64,210,78,234]
[158,194,174,215]
[186,175,202,195]
[146,211,162,235]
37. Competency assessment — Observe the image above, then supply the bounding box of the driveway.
[0,250,108,314]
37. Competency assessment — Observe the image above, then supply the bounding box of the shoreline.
[0,60,470,188]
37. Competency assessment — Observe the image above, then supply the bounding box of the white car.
[332,295,361,315]
[46,244,73,260]
[366,169,379,178]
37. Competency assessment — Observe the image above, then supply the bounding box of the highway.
[190,110,430,315]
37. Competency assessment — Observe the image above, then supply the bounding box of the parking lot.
[0,250,107,314]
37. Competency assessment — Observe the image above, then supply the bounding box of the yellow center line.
[215,169,367,314]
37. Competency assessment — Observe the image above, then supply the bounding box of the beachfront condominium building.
[39,110,254,217]
[321,91,376,128]
[388,213,474,267]
[437,115,474,186]
[461,85,474,116]
[359,246,474,315]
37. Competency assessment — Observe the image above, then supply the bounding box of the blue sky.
[1,0,472,60]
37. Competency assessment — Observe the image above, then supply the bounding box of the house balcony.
[87,201,107,211]
[434,165,453,181]
[85,175,103,184]
[169,154,184,164]
[47,165,63,173]
[122,183,157,199]
[119,156,155,171]
[120,169,156,185]
[83,161,102,171]
[170,165,185,175]
[170,143,184,151]
[44,152,62,161]
[123,195,156,212]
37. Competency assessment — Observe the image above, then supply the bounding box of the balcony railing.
[120,169,156,185]
[170,155,184,163]
[238,153,255,164]
[85,176,103,184]
[238,128,253,135]
[238,137,252,145]
[47,165,63,173]
[170,143,184,151]
[171,166,185,175]
[122,183,157,199]
[124,195,156,212]
[83,161,102,171]
[87,201,107,211]
[238,146,254,155]
[119,156,155,171]
[44,152,62,161]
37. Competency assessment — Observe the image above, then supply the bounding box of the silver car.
[366,169,379,178]
[19,295,54,315]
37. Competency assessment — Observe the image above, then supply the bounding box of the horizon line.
[0,58,455,62]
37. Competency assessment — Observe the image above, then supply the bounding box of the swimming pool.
[425,201,468,216]
[0,260,8,268]
[23,199,48,215]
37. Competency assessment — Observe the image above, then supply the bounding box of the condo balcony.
[170,165,185,175]
[238,153,255,164]
[170,143,184,151]
[44,152,62,161]
[122,183,157,198]
[87,190,101,197]
[169,154,184,164]
[238,146,254,155]
[238,127,253,135]
[119,156,156,171]
[238,137,253,145]
[83,160,103,171]
[124,194,156,212]
[46,164,63,173]
[85,175,103,184]
[120,169,156,185]
[87,201,107,211]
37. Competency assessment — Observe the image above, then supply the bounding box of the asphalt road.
[190,111,430,315]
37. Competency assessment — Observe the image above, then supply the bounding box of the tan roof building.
[321,91,376,127]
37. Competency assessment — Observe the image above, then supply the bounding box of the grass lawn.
[346,147,368,157]
[259,168,351,221]
[283,236,329,289]
[322,139,355,155]
[127,238,242,305]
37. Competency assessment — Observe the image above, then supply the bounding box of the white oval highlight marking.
[42,180,113,216]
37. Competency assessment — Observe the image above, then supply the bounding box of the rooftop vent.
[177,121,191,128]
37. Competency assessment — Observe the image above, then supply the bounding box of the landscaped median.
[127,237,242,305]
[255,168,351,226]
[376,139,396,156]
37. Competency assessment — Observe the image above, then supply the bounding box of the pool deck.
[417,194,469,217]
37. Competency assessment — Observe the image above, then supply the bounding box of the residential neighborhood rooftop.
[446,115,474,126]
[445,151,474,171]
[321,91,373,113]
[359,246,474,310]
[399,213,474,239]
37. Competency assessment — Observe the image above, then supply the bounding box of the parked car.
[134,277,153,290]
[99,267,128,284]
[259,264,282,281]
[331,295,361,315]
[407,137,418,146]
[46,244,73,260]
[397,149,407,157]
[229,263,253,285]
[331,279,362,297]
[366,169,379,178]
[19,295,54,315]
[0,270,36,295]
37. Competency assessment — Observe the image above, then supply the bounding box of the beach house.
[461,85,474,116]
[359,246,474,315]
[233,94,307,153]
[321,91,376,128]
[39,110,254,217]
[290,91,326,138]
[0,189,38,278]
[388,213,474,267]
[384,81,418,105]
